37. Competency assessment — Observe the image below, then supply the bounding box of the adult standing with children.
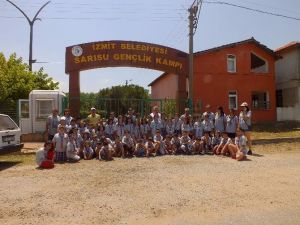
[150,105,161,119]
[238,102,252,155]
[46,108,60,141]
[180,108,192,121]
[86,107,101,127]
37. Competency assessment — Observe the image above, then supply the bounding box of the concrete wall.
[275,48,300,83]
[151,73,178,99]
[275,46,300,121]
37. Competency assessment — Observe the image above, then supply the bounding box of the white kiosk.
[19,90,67,135]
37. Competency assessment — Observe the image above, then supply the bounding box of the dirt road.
[0,146,300,225]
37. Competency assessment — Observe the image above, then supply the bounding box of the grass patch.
[252,130,300,139]
[252,121,300,139]
[253,121,300,132]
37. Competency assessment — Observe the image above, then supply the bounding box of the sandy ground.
[0,145,300,225]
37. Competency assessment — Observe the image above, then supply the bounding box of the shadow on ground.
[0,161,22,171]
[251,153,264,157]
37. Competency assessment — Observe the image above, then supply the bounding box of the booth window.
[251,53,268,73]
[20,101,29,118]
[227,55,236,73]
[252,92,270,109]
[36,99,53,119]
[228,91,238,110]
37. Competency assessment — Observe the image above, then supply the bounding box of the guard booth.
[19,90,67,135]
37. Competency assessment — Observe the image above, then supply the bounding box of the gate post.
[69,71,80,118]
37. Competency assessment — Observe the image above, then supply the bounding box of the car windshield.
[0,115,18,130]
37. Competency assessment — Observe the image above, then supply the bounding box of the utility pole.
[6,0,51,71]
[188,0,202,109]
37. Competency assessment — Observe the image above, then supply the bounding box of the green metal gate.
[94,98,192,118]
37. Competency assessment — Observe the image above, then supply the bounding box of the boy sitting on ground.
[99,140,114,161]
[134,139,146,157]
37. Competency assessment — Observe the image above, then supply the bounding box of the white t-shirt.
[36,148,46,166]
[66,140,79,159]
[235,135,249,154]
[122,136,134,148]
[52,133,68,152]
[180,135,191,145]
[239,110,252,130]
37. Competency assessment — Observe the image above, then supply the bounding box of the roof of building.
[149,37,279,87]
[148,72,169,87]
[275,41,300,53]
[194,37,278,58]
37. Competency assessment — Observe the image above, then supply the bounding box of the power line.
[203,1,300,21]
[238,0,300,15]
[1,1,298,22]
[0,15,185,21]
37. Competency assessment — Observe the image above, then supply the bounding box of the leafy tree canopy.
[97,84,149,99]
[0,53,59,108]
[77,85,150,118]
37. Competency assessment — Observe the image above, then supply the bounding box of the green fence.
[0,108,18,125]
[93,98,193,118]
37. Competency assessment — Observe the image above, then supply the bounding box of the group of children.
[37,104,252,168]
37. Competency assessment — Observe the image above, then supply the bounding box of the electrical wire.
[203,1,300,21]
[1,1,298,21]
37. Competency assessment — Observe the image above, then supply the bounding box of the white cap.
[60,116,66,121]
[83,128,90,134]
[240,102,248,107]
[90,107,96,111]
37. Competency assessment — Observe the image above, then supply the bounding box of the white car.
[0,114,24,153]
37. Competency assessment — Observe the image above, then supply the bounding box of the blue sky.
[0,0,299,93]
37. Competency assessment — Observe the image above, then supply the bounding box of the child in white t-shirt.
[229,129,248,161]
[179,130,192,154]
[36,141,55,169]
[66,130,80,162]
[122,130,134,157]
[153,129,165,155]
[52,125,68,162]
[193,116,203,139]
[214,132,232,156]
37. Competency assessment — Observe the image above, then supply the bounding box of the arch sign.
[65,40,189,117]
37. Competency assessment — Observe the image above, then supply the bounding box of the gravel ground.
[0,146,300,225]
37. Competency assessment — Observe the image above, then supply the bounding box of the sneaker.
[247,150,252,155]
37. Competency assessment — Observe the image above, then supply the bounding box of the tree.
[79,92,98,118]
[95,84,150,117]
[98,84,149,99]
[0,52,59,110]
